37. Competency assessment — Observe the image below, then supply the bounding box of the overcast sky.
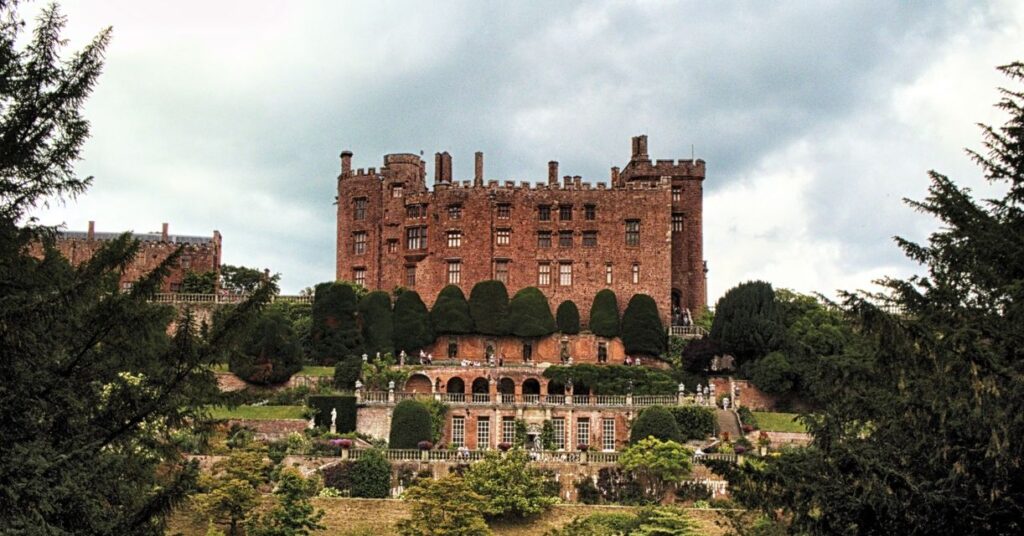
[31,0,1024,302]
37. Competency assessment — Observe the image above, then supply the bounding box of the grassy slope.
[752,412,807,433]
[207,405,306,420]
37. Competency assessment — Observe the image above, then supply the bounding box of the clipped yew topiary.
[506,287,556,338]
[228,308,303,385]
[389,399,433,449]
[629,406,683,443]
[556,300,580,334]
[589,289,620,338]
[310,282,363,365]
[469,280,509,335]
[621,293,666,356]
[358,290,394,356]
[430,285,474,334]
[333,356,362,390]
[709,280,782,364]
[392,290,434,355]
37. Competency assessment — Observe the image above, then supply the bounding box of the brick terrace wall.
[225,418,307,441]
[763,431,812,446]
[423,332,630,365]
[336,136,706,326]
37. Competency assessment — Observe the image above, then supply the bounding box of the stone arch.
[498,377,515,394]
[547,380,565,395]
[405,373,432,394]
[471,377,489,394]
[573,381,592,396]
[522,378,541,395]
[446,377,466,394]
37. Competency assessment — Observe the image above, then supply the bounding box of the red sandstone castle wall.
[336,137,706,326]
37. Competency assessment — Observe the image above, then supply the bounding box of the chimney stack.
[87,220,95,240]
[434,152,443,183]
[548,161,558,185]
[611,167,620,186]
[442,152,452,183]
[631,135,649,160]
[161,222,169,242]
[474,151,484,186]
[340,151,353,175]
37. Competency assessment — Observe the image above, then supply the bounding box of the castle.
[335,135,707,326]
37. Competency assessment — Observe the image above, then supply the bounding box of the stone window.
[405,265,416,287]
[632,263,640,284]
[448,337,458,358]
[577,419,590,448]
[495,260,509,283]
[406,226,427,250]
[477,417,490,449]
[558,230,573,248]
[497,203,511,219]
[672,186,681,202]
[452,416,465,447]
[582,231,597,247]
[559,262,572,286]
[584,204,596,220]
[169,282,182,293]
[597,342,608,363]
[353,267,366,286]
[448,203,462,219]
[537,231,551,249]
[673,213,684,232]
[387,239,398,253]
[559,204,573,221]
[496,228,511,246]
[406,204,423,218]
[353,197,368,220]
[538,204,551,221]
[121,281,133,291]
[447,261,461,284]
[447,230,462,248]
[537,263,551,286]
[551,417,566,450]
[502,417,516,444]
[605,263,613,284]
[353,231,367,255]
[392,184,403,198]
[602,418,615,451]
[625,219,640,246]
[523,342,533,361]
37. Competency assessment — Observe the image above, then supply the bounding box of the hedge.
[621,293,666,356]
[389,399,433,449]
[358,291,394,356]
[334,356,362,390]
[392,290,434,355]
[349,449,392,498]
[431,285,474,334]
[469,280,509,335]
[506,287,556,338]
[310,282,364,365]
[308,394,356,432]
[556,300,581,334]
[542,364,677,395]
[667,406,716,440]
[589,289,620,337]
[629,406,682,443]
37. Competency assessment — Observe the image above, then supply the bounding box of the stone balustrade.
[357,389,712,408]
[151,293,312,305]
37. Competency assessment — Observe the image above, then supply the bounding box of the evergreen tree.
[589,289,620,337]
[621,294,666,356]
[629,406,683,443]
[310,281,363,365]
[430,284,474,334]
[555,300,581,334]
[358,290,394,356]
[734,63,1024,535]
[393,290,434,354]
[0,5,270,532]
[463,450,559,519]
[245,468,325,536]
[397,476,492,536]
[389,399,433,449]
[468,280,509,335]
[709,281,781,364]
[228,307,303,385]
[506,287,556,338]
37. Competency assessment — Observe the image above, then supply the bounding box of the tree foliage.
[678,337,722,373]
[245,468,324,536]
[310,281,363,365]
[228,307,303,385]
[555,300,580,334]
[389,399,433,449]
[431,285,474,334]
[734,63,1024,535]
[621,294,666,356]
[543,365,678,395]
[393,290,434,354]
[193,451,268,536]
[220,264,278,295]
[397,475,492,536]
[182,270,218,293]
[618,438,692,501]
[469,280,509,335]
[588,289,620,337]
[462,449,559,519]
[746,351,795,395]
[629,406,682,443]
[358,290,394,356]
[348,448,392,498]
[506,286,556,338]
[709,281,781,364]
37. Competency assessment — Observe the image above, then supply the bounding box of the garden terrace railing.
[545,394,566,404]
[594,395,627,406]
[441,393,465,403]
[311,449,738,466]
[694,452,738,464]
[668,325,709,338]
[523,394,541,404]
[362,391,389,404]
[632,395,678,406]
[151,293,313,305]
[500,393,516,404]
[358,391,710,408]
[470,393,491,404]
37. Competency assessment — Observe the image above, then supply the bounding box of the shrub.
[463,449,558,519]
[737,406,758,430]
[228,308,303,385]
[358,291,394,356]
[629,406,682,443]
[430,285,474,334]
[349,449,392,498]
[469,280,509,335]
[307,395,356,432]
[621,294,666,356]
[388,399,433,449]
[506,287,556,338]
[334,356,361,390]
[619,438,693,500]
[667,406,716,441]
[747,351,796,394]
[588,289,620,337]
[679,337,722,373]
[397,476,491,536]
[709,280,782,364]
[310,282,363,365]
[392,290,434,355]
[556,300,581,334]
[420,398,449,445]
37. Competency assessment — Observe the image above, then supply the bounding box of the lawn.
[752,412,807,433]
[300,365,335,377]
[207,405,307,420]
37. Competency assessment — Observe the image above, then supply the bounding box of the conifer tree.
[359,290,394,356]
[506,287,556,338]
[431,284,474,334]
[708,280,781,364]
[469,280,509,335]
[589,289,620,338]
[555,300,581,334]
[393,290,434,354]
[310,281,363,365]
[621,294,666,356]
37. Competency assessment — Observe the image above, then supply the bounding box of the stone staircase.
[715,409,741,439]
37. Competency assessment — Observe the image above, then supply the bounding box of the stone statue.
[330,407,337,433]
[533,435,543,451]
[723,397,730,410]
[388,380,395,391]
[399,350,407,366]
[354,379,363,390]
[678,382,685,393]
[362,353,368,363]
